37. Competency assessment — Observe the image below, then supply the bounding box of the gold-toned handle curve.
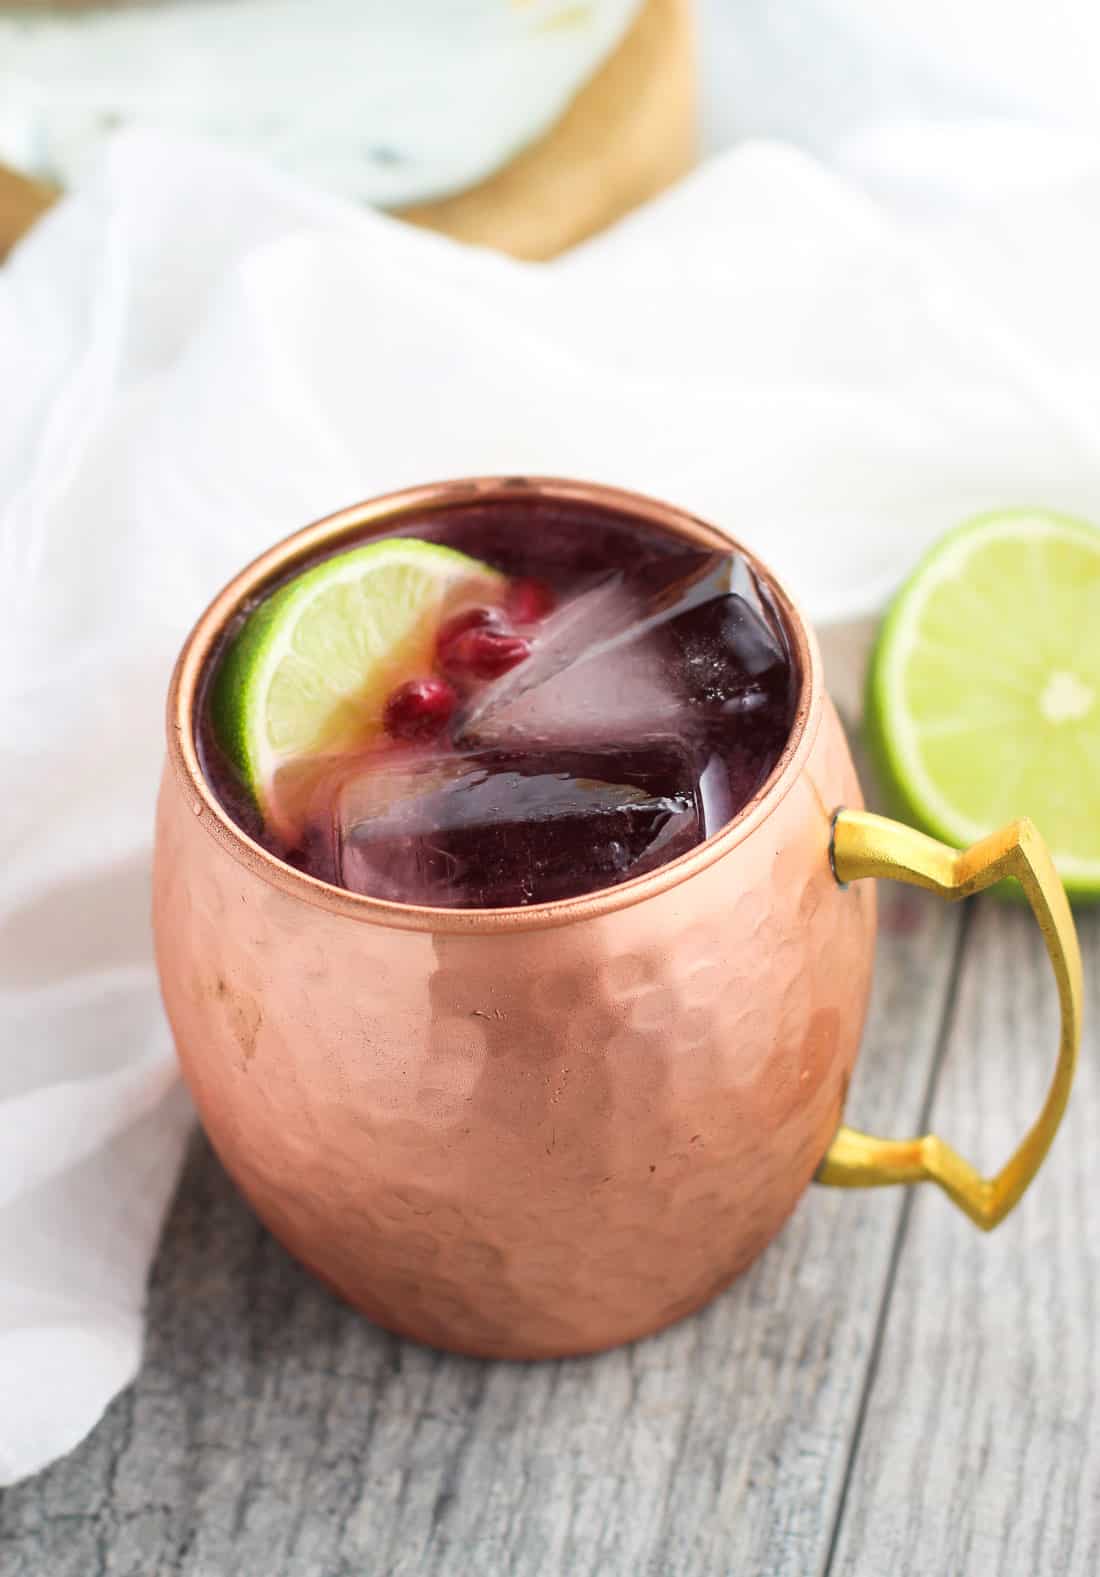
[816,809,1082,1230]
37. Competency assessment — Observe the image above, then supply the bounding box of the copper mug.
[154,478,1081,1358]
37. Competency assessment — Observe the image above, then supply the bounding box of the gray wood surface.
[2,638,1095,1576]
[830,901,1100,1577]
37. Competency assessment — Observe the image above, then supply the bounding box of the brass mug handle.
[816,809,1082,1229]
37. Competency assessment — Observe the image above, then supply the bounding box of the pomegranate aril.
[445,628,531,680]
[437,604,504,642]
[506,578,555,624]
[383,676,458,741]
[436,605,506,674]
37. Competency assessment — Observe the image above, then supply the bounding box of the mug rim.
[167,476,823,933]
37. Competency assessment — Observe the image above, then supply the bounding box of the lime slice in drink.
[213,537,504,835]
[865,510,1100,901]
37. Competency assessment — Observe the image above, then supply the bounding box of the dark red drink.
[199,498,799,907]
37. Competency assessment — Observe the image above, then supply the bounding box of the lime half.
[866,510,1100,900]
[213,537,503,834]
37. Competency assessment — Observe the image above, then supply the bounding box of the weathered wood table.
[2,640,1097,1576]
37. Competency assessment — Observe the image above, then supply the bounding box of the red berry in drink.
[436,605,530,680]
[436,605,505,673]
[506,578,555,624]
[446,628,531,680]
[383,676,458,741]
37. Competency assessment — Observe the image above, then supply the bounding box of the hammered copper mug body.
[153,478,1081,1358]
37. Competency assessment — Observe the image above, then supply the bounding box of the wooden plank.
[0,852,961,1577]
[817,619,877,734]
[828,902,1100,1577]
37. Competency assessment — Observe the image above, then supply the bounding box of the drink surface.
[199,500,800,908]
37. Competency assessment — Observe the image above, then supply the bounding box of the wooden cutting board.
[0,0,693,263]
[0,162,57,258]
[400,0,695,260]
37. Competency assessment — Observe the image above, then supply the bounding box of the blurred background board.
[400,0,695,259]
[0,0,694,262]
[0,163,56,260]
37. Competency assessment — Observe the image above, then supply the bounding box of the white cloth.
[5,102,1100,1485]
[699,0,1100,159]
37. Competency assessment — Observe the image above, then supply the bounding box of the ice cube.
[326,742,713,908]
[457,577,680,750]
[460,554,795,756]
[663,591,793,728]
